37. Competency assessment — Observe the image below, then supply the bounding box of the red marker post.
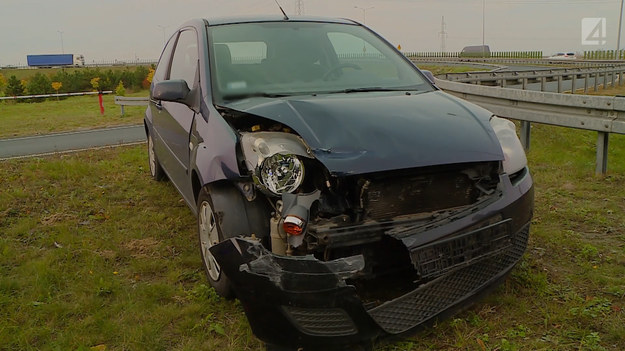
[98,91,105,115]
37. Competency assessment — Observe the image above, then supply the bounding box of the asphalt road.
[0,125,145,160]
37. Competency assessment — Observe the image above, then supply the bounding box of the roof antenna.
[274,0,289,20]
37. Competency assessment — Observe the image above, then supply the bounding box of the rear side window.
[169,29,199,86]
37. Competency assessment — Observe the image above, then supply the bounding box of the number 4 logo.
[582,18,607,45]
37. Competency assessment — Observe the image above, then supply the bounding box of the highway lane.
[0,125,145,160]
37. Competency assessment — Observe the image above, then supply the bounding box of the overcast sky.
[1,0,623,66]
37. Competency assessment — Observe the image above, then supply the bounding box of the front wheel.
[147,132,165,181]
[197,187,233,298]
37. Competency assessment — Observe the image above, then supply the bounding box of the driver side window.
[169,29,199,87]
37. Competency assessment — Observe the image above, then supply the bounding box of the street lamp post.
[618,0,624,58]
[482,0,486,57]
[354,6,374,53]
[58,30,64,54]
[354,6,374,25]
[157,25,168,45]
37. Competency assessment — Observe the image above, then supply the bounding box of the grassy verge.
[0,146,261,350]
[417,64,478,76]
[1,123,624,350]
[0,92,147,138]
[587,82,625,97]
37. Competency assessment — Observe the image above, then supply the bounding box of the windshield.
[208,21,433,103]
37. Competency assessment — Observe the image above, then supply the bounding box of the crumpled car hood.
[222,91,504,175]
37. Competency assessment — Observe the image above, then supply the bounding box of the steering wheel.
[322,63,362,80]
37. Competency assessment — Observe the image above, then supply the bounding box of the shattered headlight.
[260,153,305,195]
[490,116,527,175]
[240,132,312,196]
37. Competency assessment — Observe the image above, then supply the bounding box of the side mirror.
[152,79,191,103]
[421,70,435,84]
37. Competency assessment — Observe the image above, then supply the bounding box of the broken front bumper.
[209,170,534,350]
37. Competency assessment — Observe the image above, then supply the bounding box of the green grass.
[1,125,624,350]
[587,82,625,97]
[0,147,262,350]
[0,92,146,138]
[417,64,477,76]
[2,64,624,350]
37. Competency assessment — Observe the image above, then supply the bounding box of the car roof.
[203,15,358,26]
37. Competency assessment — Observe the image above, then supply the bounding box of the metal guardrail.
[442,66,625,93]
[435,78,625,174]
[0,90,112,101]
[114,96,149,116]
[410,57,625,67]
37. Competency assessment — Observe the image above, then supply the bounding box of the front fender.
[192,112,241,185]
[203,182,271,241]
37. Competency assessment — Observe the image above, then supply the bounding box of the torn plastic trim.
[210,237,365,292]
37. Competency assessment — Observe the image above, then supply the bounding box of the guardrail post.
[594,72,599,92]
[604,70,609,89]
[522,78,528,90]
[621,71,624,86]
[500,79,506,88]
[571,74,577,94]
[611,70,616,87]
[557,75,563,93]
[541,77,546,91]
[520,121,531,150]
[596,132,609,174]
[584,73,589,93]
[120,105,125,116]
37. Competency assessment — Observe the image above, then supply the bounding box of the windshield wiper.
[221,92,292,101]
[340,87,411,94]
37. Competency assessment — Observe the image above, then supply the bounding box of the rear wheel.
[197,187,233,298]
[147,132,165,181]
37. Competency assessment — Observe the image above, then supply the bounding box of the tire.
[147,132,165,181]
[197,186,234,298]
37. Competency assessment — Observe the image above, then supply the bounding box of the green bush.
[25,73,51,95]
[0,73,6,97]
[4,75,24,96]
[115,81,126,96]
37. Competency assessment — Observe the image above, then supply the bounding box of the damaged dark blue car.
[144,16,534,351]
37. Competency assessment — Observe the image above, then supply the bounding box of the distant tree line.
[0,66,154,98]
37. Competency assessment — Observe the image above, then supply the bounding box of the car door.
[152,28,199,204]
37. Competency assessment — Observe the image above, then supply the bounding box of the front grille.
[413,219,512,279]
[361,163,498,221]
[367,224,529,335]
[283,306,358,336]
